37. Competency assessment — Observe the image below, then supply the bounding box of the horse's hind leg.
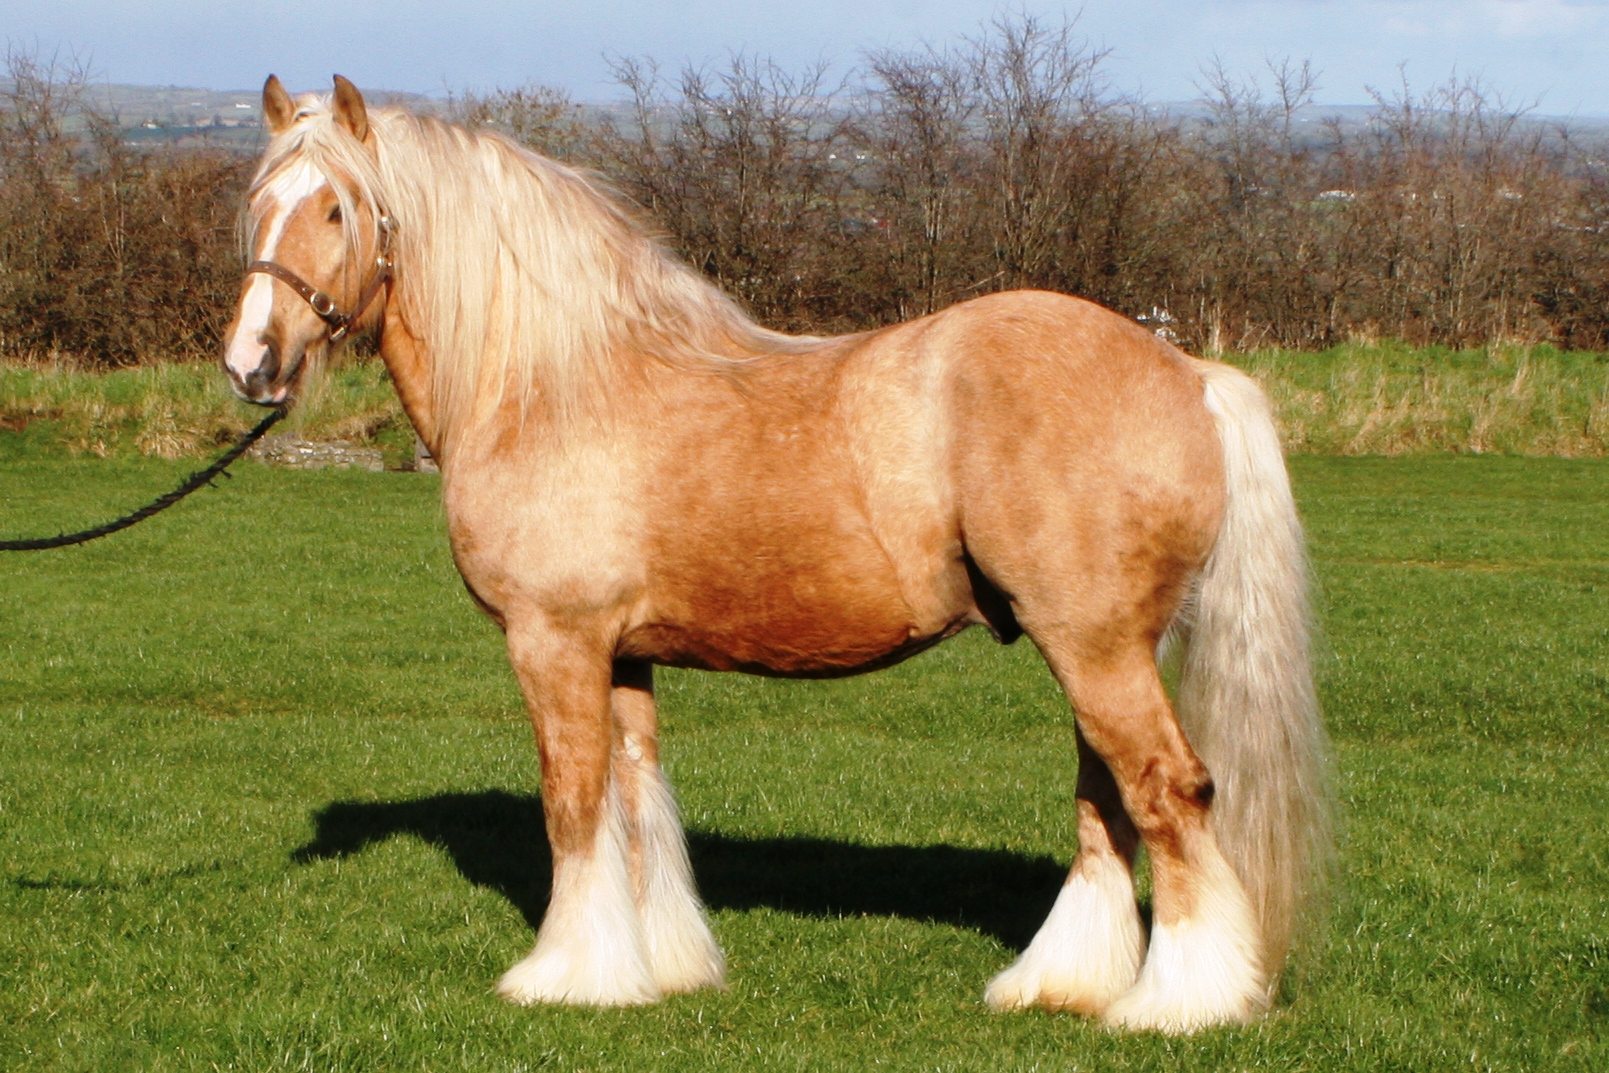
[985,729,1144,1014]
[609,661,725,994]
[1047,642,1268,1032]
[495,623,658,1006]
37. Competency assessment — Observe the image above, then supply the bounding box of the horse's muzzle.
[225,342,300,406]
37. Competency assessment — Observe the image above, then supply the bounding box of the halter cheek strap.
[246,216,394,343]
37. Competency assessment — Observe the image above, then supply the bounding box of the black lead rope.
[0,407,286,552]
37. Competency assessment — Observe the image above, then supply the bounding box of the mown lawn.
[1,450,1604,1071]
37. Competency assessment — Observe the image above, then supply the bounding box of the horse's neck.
[377,301,442,459]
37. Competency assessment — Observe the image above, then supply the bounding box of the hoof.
[984,868,1144,1016]
[1100,916,1268,1033]
[496,945,660,1007]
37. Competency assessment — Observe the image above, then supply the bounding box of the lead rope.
[0,406,286,551]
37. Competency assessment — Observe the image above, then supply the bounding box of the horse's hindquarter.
[937,292,1226,640]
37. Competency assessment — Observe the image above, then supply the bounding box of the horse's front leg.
[496,621,658,1006]
[610,660,725,994]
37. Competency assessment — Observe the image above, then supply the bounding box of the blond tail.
[1174,359,1336,982]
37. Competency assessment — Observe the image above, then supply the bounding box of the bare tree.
[967,13,1109,290]
[602,53,851,329]
[1186,57,1347,348]
[857,45,978,318]
[452,82,592,161]
[1334,71,1553,343]
[6,31,1609,364]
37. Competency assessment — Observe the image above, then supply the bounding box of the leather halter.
[245,216,394,343]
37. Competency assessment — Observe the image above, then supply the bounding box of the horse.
[221,75,1333,1034]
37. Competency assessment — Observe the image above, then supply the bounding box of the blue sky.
[8,0,1609,116]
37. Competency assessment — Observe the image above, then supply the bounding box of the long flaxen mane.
[249,92,808,442]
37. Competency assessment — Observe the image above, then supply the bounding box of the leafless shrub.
[967,13,1111,290]
[1329,71,1557,345]
[451,83,592,161]
[0,48,248,366]
[855,44,979,319]
[1185,57,1346,348]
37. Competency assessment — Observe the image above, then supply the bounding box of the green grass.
[1233,342,1609,457]
[1,450,1605,1071]
[0,358,415,466]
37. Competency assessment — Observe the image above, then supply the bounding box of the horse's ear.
[263,75,295,135]
[331,75,370,143]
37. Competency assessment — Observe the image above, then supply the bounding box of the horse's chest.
[443,471,646,622]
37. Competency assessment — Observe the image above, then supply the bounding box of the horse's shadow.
[291,790,1065,949]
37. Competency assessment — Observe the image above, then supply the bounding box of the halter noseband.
[246,215,394,343]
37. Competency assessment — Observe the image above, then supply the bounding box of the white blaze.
[223,161,327,388]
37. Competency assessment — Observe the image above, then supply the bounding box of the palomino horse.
[223,76,1333,1033]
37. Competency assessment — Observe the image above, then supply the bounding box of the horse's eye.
[327,204,343,224]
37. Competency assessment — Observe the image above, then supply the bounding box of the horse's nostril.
[242,345,281,394]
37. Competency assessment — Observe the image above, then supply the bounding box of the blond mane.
[249,92,808,442]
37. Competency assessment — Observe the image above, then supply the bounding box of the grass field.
[4,342,1606,461]
[1,443,1605,1069]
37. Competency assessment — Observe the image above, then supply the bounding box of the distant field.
[1,447,1604,1070]
[4,343,1605,464]
[1237,342,1608,457]
[0,359,416,466]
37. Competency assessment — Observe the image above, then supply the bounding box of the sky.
[7,0,1609,117]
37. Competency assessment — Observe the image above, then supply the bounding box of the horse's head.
[222,75,391,406]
